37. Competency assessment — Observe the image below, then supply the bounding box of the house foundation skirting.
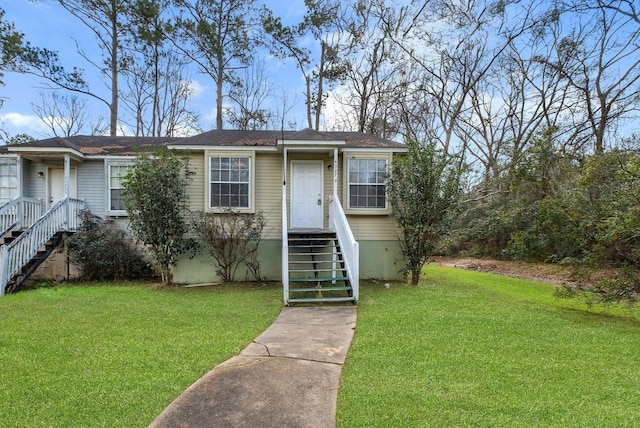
[172,240,405,284]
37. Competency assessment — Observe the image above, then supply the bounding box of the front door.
[48,168,77,208]
[290,160,324,229]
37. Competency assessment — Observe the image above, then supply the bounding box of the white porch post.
[16,156,23,228]
[0,245,8,296]
[333,148,338,196]
[331,148,339,282]
[64,155,70,229]
[64,155,70,198]
[282,147,289,305]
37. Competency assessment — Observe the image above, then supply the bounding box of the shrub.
[192,209,266,282]
[68,210,153,280]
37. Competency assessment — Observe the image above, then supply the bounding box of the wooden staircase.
[286,231,355,304]
[1,229,68,293]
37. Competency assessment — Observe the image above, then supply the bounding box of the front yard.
[338,265,640,427]
[0,283,282,427]
[1,265,639,426]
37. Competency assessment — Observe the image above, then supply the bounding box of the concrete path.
[148,306,357,428]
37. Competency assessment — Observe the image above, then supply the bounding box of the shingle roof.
[0,136,181,155]
[0,130,404,155]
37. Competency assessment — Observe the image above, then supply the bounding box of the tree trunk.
[315,42,325,130]
[109,0,118,136]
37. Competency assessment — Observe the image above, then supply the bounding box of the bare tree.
[52,0,132,136]
[328,0,406,138]
[552,0,640,153]
[226,59,273,130]
[33,92,108,136]
[261,0,348,130]
[120,50,201,136]
[268,89,298,131]
[172,0,256,130]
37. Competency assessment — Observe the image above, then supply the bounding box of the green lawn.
[337,266,640,427]
[2,267,639,427]
[0,282,282,427]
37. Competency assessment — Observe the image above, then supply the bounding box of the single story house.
[0,129,406,303]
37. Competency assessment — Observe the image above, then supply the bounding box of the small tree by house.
[123,149,195,284]
[388,140,462,284]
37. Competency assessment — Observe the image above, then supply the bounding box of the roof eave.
[7,146,85,160]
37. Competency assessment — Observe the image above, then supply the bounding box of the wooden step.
[289,286,352,292]
[289,276,349,283]
[288,259,339,264]
[289,268,342,273]
[287,296,355,303]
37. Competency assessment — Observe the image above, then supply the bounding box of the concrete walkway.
[148,306,357,428]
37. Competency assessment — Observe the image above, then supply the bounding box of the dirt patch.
[432,257,609,286]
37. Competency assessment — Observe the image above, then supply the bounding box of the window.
[109,164,130,213]
[209,156,251,209]
[0,158,18,205]
[347,158,388,209]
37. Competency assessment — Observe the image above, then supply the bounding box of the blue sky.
[0,0,312,139]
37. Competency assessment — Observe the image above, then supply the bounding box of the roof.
[0,136,181,156]
[0,129,405,156]
[176,129,405,149]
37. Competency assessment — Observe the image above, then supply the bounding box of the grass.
[3,267,640,427]
[337,265,640,427]
[0,282,282,427]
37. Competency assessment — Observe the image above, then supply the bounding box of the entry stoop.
[286,231,355,304]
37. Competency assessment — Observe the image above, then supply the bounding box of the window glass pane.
[210,157,220,169]
[347,158,387,209]
[110,189,128,211]
[209,156,250,208]
[109,165,130,212]
[0,158,18,204]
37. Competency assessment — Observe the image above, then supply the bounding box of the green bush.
[68,210,153,280]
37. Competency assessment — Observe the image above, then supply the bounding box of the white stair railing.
[0,197,85,295]
[329,194,359,301]
[0,197,44,237]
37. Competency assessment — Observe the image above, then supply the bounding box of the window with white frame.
[109,163,130,213]
[0,158,18,205]
[209,156,251,209]
[347,158,388,209]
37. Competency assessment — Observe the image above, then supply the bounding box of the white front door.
[290,160,324,229]
[48,168,77,208]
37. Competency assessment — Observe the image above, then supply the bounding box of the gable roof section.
[0,130,405,156]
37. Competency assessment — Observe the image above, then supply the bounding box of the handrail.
[329,194,359,301]
[1,197,85,295]
[282,185,289,305]
[0,196,43,237]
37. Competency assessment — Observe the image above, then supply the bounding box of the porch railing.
[1,197,85,295]
[0,197,44,237]
[329,194,359,301]
[282,186,290,304]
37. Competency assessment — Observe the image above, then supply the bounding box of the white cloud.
[186,79,206,98]
[0,112,49,137]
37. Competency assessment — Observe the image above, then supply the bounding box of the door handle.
[317,198,322,205]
